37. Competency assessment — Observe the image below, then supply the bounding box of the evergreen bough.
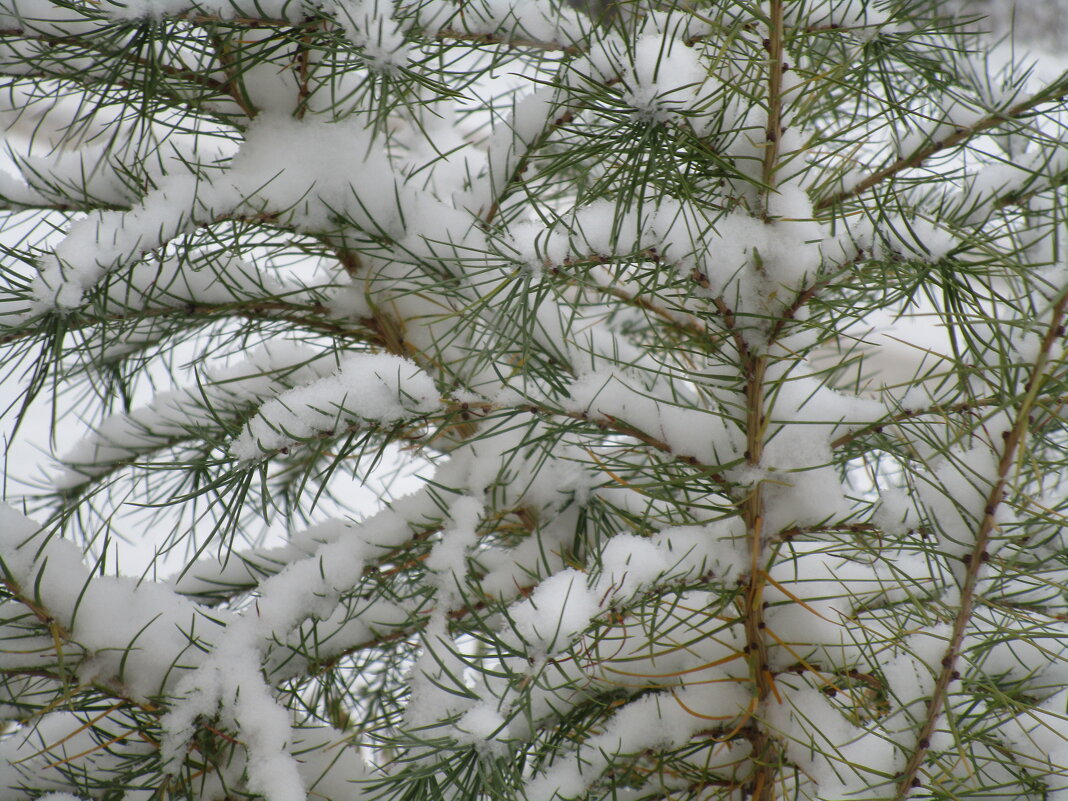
[1,1,1067,799]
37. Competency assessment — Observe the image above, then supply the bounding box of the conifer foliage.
[1,1,1067,799]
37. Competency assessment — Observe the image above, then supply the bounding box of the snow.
[593,533,669,598]
[1006,688,1068,795]
[787,0,894,34]
[171,517,357,597]
[29,113,411,309]
[331,0,410,72]
[914,445,1001,566]
[113,251,303,308]
[766,680,902,797]
[32,175,202,309]
[0,710,157,800]
[104,0,308,22]
[510,569,599,653]
[325,280,373,319]
[524,686,747,801]
[0,505,226,700]
[620,33,708,125]
[0,146,136,208]
[469,87,561,219]
[157,473,477,797]
[764,543,884,666]
[877,214,959,262]
[0,0,107,38]
[563,368,742,466]
[422,0,591,46]
[964,142,1068,219]
[757,375,885,534]
[873,486,919,536]
[883,624,952,724]
[161,526,381,801]
[426,495,483,596]
[55,342,334,490]
[454,704,509,752]
[650,523,748,583]
[894,96,988,157]
[230,352,440,460]
[290,727,371,800]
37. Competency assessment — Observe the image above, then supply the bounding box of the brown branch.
[433,29,584,55]
[293,18,319,120]
[178,14,587,54]
[181,12,293,28]
[817,81,1068,211]
[0,299,382,346]
[0,28,229,94]
[892,287,1068,800]
[760,0,786,205]
[596,282,712,341]
[0,193,129,214]
[208,30,259,120]
[483,103,575,226]
[766,253,865,344]
[550,250,723,349]
[0,575,162,716]
[180,520,445,605]
[992,168,1068,211]
[829,394,1068,451]
[739,353,776,799]
[244,397,732,482]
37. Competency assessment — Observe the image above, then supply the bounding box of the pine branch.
[817,77,1068,211]
[893,285,1068,800]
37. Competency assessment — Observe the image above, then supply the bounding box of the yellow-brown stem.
[741,354,777,798]
[761,0,786,200]
[293,22,315,120]
[743,0,786,792]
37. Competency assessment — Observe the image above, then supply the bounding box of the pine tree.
[1,1,1067,799]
